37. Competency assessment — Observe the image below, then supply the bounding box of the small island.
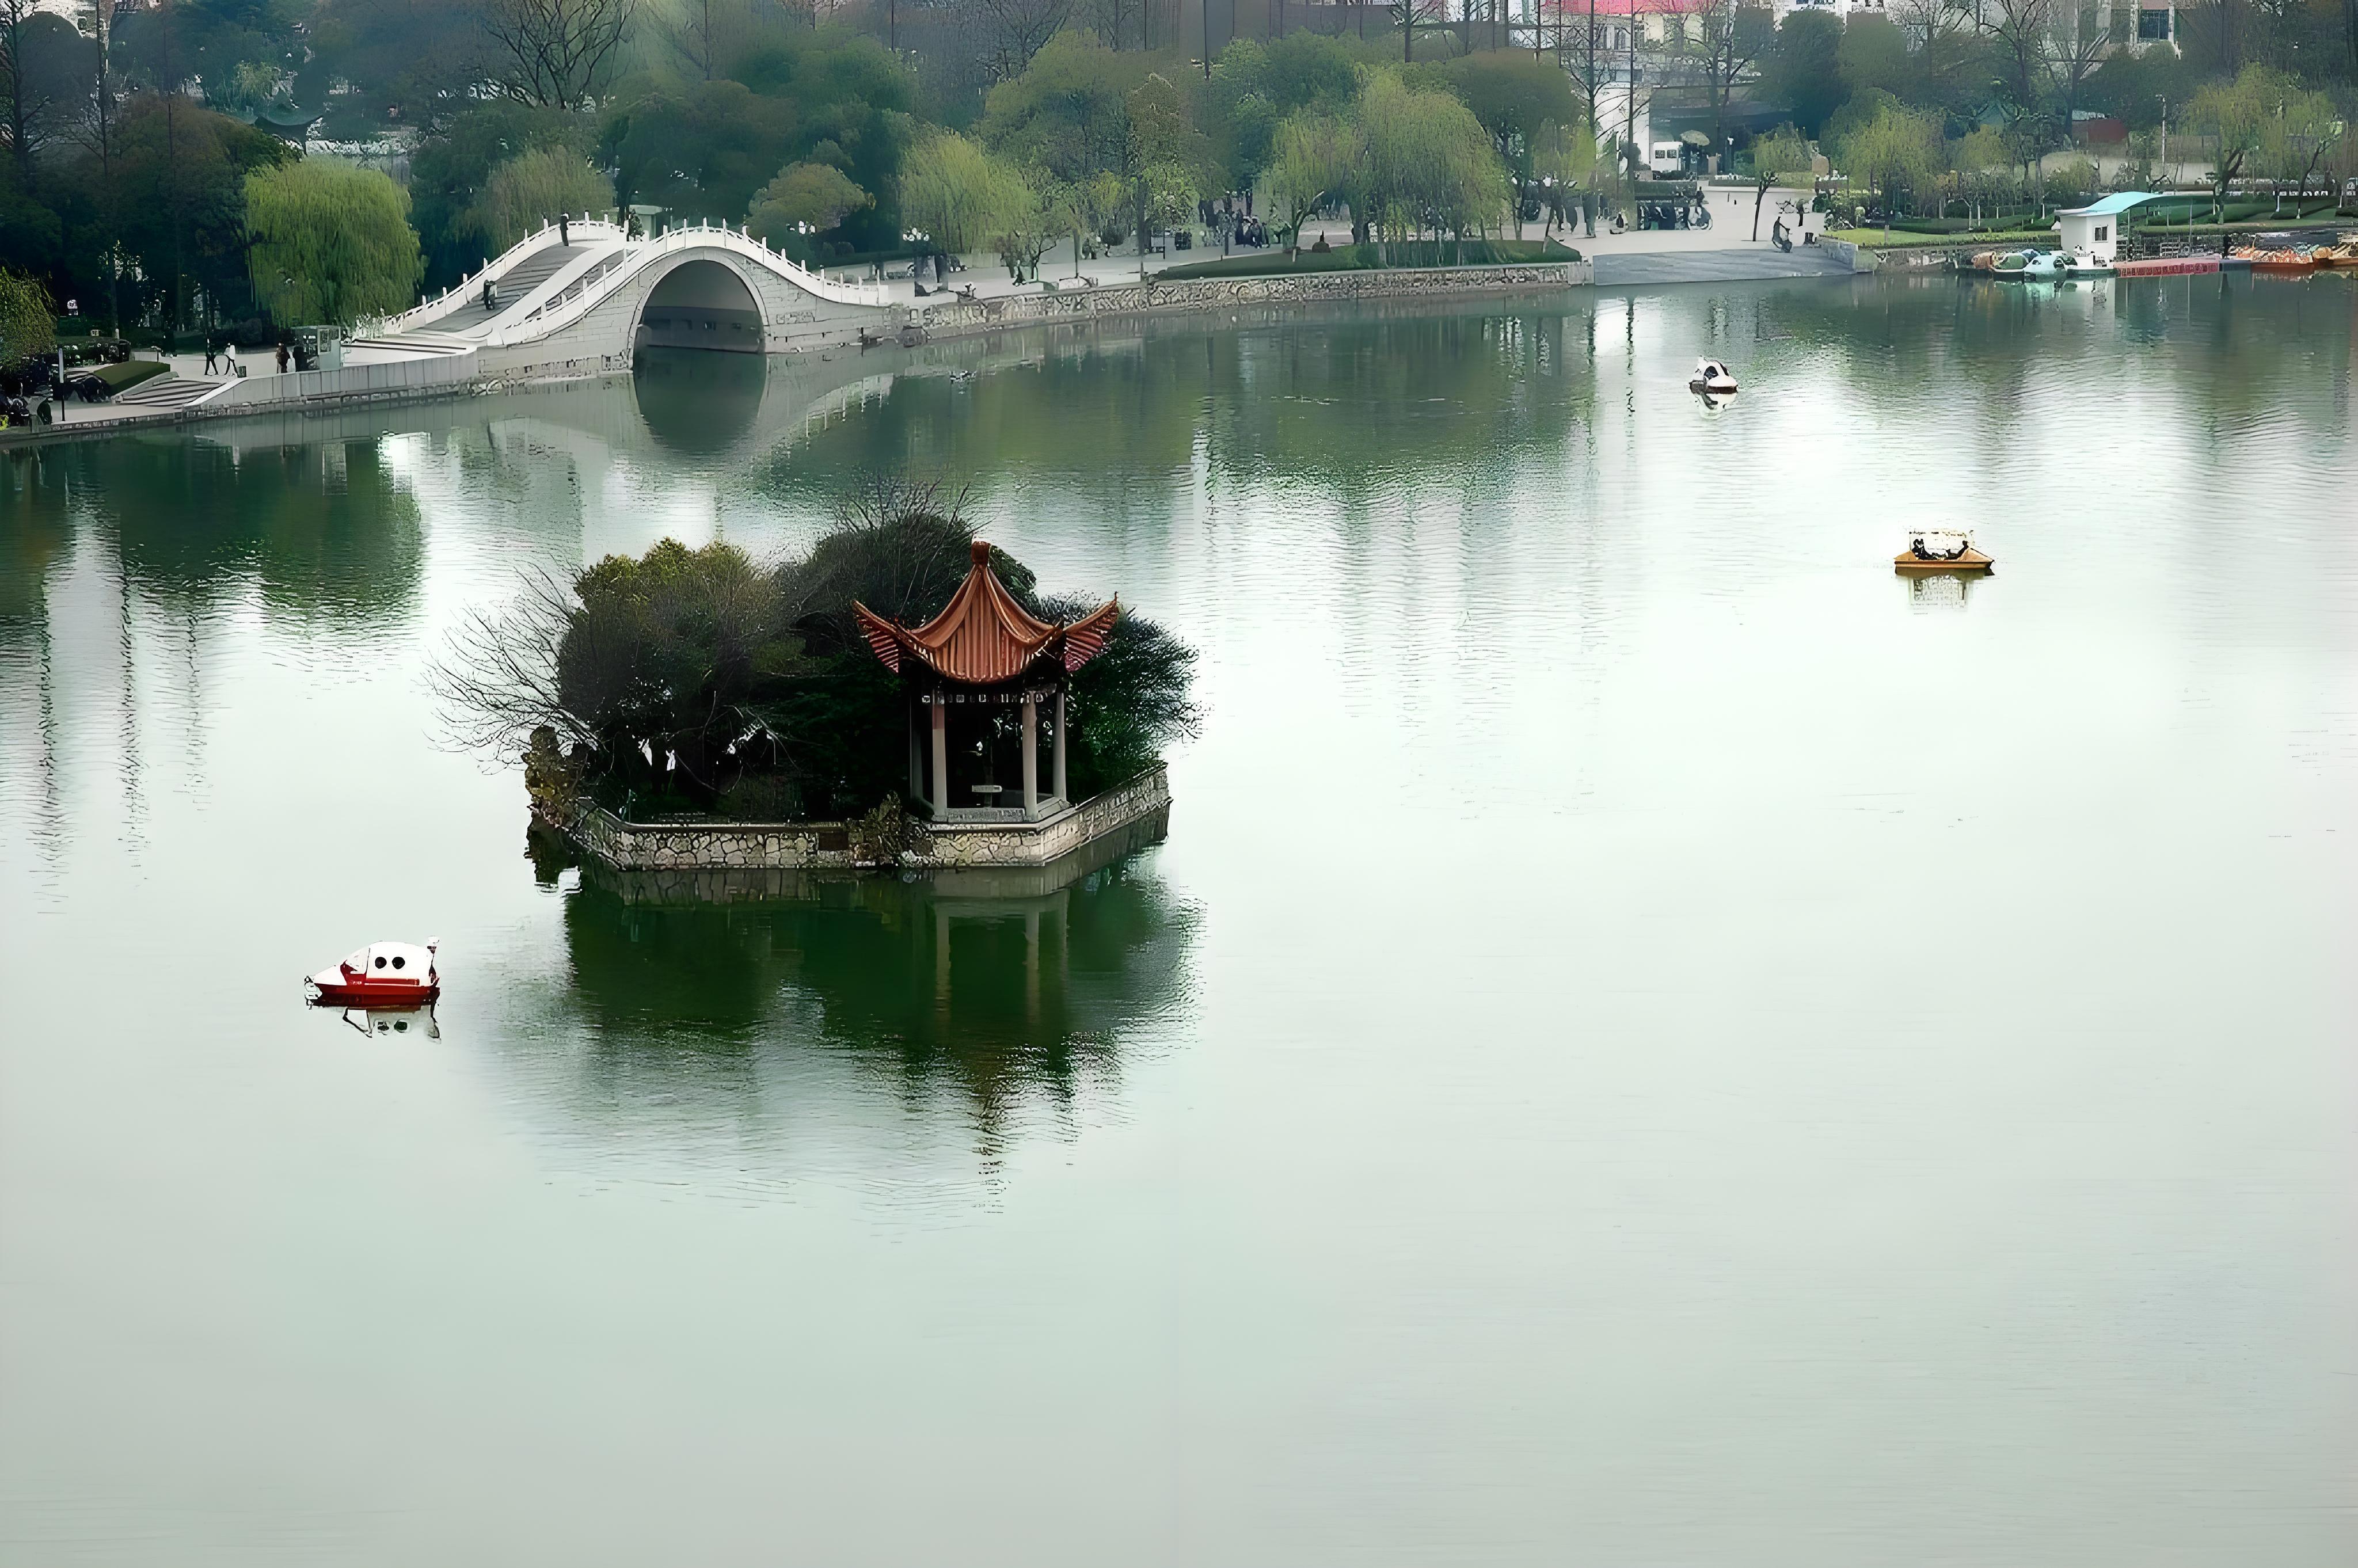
[438,479,1195,895]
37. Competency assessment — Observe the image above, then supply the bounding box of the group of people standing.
[200,341,305,377]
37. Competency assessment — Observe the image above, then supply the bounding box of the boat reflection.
[523,827,1195,1166]
[1905,573,1979,610]
[330,1004,442,1040]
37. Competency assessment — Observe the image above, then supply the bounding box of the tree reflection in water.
[18,434,429,623]
[520,839,1195,1175]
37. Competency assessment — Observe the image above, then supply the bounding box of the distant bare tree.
[2048,0,2113,129]
[1083,0,1145,48]
[662,0,797,80]
[1887,0,1976,48]
[1979,0,2063,165]
[976,0,1072,79]
[484,0,635,109]
[1671,0,1773,152]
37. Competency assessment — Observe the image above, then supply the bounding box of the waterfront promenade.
[1,186,1844,447]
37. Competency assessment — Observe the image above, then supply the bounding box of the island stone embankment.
[556,765,1171,900]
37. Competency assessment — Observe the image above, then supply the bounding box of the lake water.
[4,275,2355,1566]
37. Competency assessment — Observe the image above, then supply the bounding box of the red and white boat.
[306,938,440,1006]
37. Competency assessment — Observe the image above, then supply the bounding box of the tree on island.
[246,159,424,329]
[435,475,1199,828]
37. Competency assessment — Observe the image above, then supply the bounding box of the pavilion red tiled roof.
[854,539,1119,686]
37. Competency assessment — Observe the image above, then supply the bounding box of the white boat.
[1990,249,2062,281]
[305,938,441,1005]
[1688,357,1737,394]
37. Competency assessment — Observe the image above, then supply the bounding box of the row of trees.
[1755,0,2356,189]
[5,0,2352,344]
[1817,62,2344,231]
[0,0,1601,338]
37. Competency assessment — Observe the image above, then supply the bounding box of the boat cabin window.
[373,955,387,969]
[391,955,406,969]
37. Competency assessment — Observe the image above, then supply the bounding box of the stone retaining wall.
[912,263,1585,342]
[1816,238,1878,273]
[564,765,1172,874]
[581,802,1172,905]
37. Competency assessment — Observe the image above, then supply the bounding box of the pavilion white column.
[930,691,948,817]
[1053,687,1068,802]
[1021,693,1039,816]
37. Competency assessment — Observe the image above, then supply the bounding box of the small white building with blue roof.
[2057,193,2163,263]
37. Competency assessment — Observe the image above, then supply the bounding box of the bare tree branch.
[483,0,636,110]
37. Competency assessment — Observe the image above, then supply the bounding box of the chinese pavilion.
[854,541,1119,823]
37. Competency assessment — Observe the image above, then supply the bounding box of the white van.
[1649,141,1687,177]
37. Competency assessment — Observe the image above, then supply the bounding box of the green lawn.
[1155,238,1580,280]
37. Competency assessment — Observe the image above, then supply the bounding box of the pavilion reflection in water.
[552,814,1189,1142]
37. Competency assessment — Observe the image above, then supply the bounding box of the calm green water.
[4,275,2355,1566]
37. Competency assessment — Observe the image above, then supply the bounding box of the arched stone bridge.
[374,219,910,377]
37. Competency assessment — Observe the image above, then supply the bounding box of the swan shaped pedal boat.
[1894,530,1993,574]
[1688,358,1737,394]
[306,938,440,1005]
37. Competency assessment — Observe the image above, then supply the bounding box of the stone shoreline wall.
[911,262,1587,343]
[564,765,1172,874]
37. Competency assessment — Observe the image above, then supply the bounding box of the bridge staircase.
[107,375,235,411]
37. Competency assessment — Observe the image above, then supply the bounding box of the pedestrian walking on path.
[276,343,290,375]
[203,342,219,375]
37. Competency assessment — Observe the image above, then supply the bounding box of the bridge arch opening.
[634,258,764,356]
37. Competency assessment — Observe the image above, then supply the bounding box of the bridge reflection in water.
[526,820,1192,1169]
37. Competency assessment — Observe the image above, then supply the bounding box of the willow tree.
[2188,67,2287,237]
[1747,124,1811,240]
[900,131,1002,260]
[1264,109,1366,250]
[1126,72,1207,273]
[1835,102,1940,239]
[0,268,54,363]
[246,159,424,329]
[1360,71,1510,256]
[986,159,1061,284]
[468,146,615,252]
[2258,81,2341,214]
[1528,120,1597,241]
